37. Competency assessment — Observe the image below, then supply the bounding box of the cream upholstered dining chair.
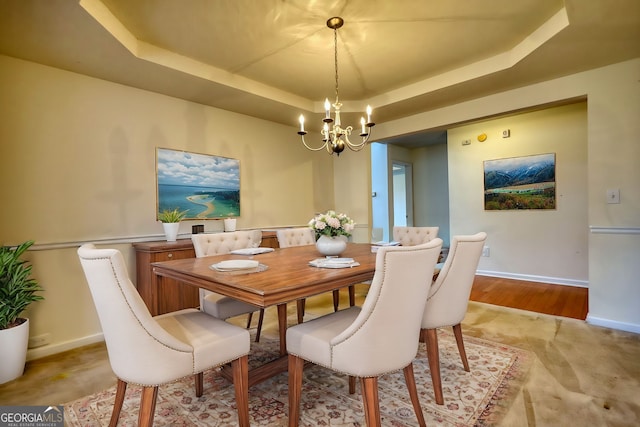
[393,226,439,246]
[192,230,266,342]
[287,238,443,427]
[276,227,353,324]
[276,227,316,249]
[276,228,316,324]
[77,244,250,427]
[419,232,487,405]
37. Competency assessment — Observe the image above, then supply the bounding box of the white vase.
[224,218,237,232]
[162,222,180,242]
[316,235,348,256]
[0,318,29,384]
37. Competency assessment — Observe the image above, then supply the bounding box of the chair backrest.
[422,232,487,328]
[276,227,315,248]
[77,244,194,384]
[191,230,262,257]
[330,238,443,376]
[393,226,439,246]
[191,230,263,308]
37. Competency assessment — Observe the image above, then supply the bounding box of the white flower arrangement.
[309,210,355,239]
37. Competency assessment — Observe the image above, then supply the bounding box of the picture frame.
[156,148,240,219]
[483,153,556,210]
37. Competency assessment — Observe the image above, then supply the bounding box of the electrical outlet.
[502,129,510,138]
[28,333,51,349]
[482,246,490,257]
[606,189,620,204]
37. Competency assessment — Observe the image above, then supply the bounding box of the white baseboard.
[476,270,588,288]
[26,333,104,361]
[586,315,640,334]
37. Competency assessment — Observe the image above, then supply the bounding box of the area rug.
[64,330,532,426]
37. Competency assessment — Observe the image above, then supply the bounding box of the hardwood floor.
[470,275,588,320]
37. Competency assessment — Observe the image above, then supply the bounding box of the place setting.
[308,257,360,269]
[209,259,268,274]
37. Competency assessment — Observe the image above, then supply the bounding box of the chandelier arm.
[300,134,330,152]
[342,133,366,150]
[342,126,373,151]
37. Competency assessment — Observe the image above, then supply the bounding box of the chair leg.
[288,354,305,427]
[348,285,355,307]
[109,379,127,427]
[348,375,357,394]
[232,355,250,427]
[296,299,305,324]
[195,372,204,397]
[137,386,159,427]
[360,377,381,427]
[332,290,340,311]
[246,312,253,329]
[255,309,265,342]
[403,363,427,427]
[452,323,470,371]
[424,328,444,405]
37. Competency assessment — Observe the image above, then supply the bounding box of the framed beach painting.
[156,148,240,219]
[483,153,556,210]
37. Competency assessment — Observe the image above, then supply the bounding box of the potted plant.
[308,210,355,256]
[158,208,188,242]
[0,240,44,384]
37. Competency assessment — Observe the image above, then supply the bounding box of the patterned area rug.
[65,330,531,426]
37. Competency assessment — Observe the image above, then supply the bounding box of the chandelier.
[297,17,375,156]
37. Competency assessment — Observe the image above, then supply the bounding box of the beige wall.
[411,143,450,246]
[447,103,588,283]
[358,58,640,333]
[0,55,334,358]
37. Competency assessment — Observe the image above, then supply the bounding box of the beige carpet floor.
[1,288,639,426]
[462,301,640,426]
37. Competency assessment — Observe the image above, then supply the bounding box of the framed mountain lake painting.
[483,153,556,210]
[156,148,240,219]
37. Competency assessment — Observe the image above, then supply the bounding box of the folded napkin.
[230,247,275,255]
[308,257,360,269]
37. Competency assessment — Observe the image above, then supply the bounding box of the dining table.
[151,242,377,386]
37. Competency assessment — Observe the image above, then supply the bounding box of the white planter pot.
[224,218,237,232]
[315,235,348,256]
[162,222,180,242]
[0,318,29,384]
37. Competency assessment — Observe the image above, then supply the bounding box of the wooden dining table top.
[151,242,378,308]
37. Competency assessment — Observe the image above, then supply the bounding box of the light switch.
[606,189,620,204]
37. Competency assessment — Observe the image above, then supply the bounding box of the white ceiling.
[1,0,638,145]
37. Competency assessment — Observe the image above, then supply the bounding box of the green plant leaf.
[158,208,188,223]
[0,240,44,330]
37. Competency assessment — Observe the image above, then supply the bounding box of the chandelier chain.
[334,26,339,103]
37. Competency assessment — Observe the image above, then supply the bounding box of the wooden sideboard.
[133,231,279,315]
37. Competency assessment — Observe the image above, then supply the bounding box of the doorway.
[392,161,413,227]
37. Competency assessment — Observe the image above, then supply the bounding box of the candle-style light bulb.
[366,105,372,123]
[360,117,366,134]
[298,115,305,132]
[324,98,331,119]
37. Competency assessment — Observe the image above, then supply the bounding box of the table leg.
[277,303,288,356]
